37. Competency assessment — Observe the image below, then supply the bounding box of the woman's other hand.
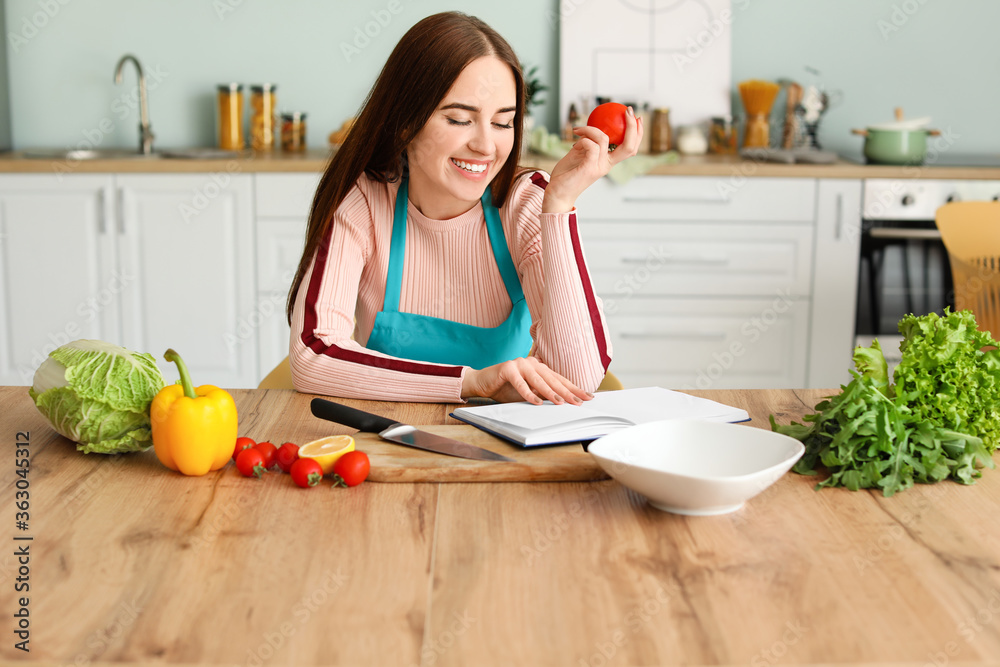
[461,357,593,405]
[541,105,643,214]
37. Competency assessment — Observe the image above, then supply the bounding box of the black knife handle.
[310,398,396,433]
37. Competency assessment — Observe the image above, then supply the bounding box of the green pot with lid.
[851,107,941,165]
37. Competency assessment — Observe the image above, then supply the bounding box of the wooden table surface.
[3,385,1000,667]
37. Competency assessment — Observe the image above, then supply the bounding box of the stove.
[855,169,1000,336]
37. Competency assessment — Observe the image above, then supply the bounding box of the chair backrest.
[935,201,1000,339]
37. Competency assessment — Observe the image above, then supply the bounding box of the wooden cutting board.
[354,425,608,483]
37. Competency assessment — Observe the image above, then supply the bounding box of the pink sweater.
[289,170,611,402]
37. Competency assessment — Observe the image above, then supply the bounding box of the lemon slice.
[298,435,355,474]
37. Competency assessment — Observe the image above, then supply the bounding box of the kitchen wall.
[3,0,997,157]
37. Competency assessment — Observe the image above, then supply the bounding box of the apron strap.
[384,178,410,313]
[481,187,526,304]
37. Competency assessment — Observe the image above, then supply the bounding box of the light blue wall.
[4,0,997,157]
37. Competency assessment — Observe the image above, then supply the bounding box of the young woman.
[286,11,642,405]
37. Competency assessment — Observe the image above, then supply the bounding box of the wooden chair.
[935,201,1000,338]
[258,356,624,391]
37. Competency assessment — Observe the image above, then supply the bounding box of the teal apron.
[365,177,533,370]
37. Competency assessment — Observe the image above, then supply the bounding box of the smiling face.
[405,56,517,220]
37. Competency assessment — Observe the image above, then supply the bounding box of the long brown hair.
[286,11,527,323]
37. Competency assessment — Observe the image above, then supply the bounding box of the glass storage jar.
[217,83,244,151]
[651,108,672,153]
[281,111,307,152]
[249,83,277,151]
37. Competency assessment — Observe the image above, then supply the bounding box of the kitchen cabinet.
[0,174,116,385]
[576,176,860,390]
[254,173,321,379]
[0,173,256,388]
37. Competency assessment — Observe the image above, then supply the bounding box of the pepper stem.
[164,348,197,399]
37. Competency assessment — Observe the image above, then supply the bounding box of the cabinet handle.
[117,189,125,235]
[620,331,727,341]
[620,256,730,266]
[622,196,730,205]
[97,190,106,234]
[834,193,843,240]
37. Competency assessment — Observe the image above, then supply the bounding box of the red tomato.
[586,102,628,147]
[236,448,266,478]
[290,458,324,488]
[253,441,278,469]
[331,451,370,488]
[276,442,300,473]
[232,436,255,461]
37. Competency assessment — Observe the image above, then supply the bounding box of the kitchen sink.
[21,147,241,161]
[22,148,160,160]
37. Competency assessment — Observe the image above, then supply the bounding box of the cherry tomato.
[290,458,324,488]
[276,442,300,473]
[236,448,266,478]
[253,441,278,470]
[232,436,255,461]
[331,451,370,488]
[586,102,628,147]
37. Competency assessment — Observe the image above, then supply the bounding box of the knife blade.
[310,398,514,462]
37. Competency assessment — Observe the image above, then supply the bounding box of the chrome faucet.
[113,54,155,155]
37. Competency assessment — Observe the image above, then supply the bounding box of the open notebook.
[450,386,750,447]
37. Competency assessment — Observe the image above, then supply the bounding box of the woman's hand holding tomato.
[542,104,643,215]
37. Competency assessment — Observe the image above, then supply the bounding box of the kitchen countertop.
[5,148,1000,179]
[3,385,999,665]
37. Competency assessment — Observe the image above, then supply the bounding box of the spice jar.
[217,83,244,151]
[651,108,672,153]
[709,116,738,154]
[249,84,277,151]
[281,112,307,152]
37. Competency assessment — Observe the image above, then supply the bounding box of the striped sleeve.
[507,171,613,392]
[288,179,467,402]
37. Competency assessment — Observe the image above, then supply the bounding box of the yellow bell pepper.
[151,349,237,476]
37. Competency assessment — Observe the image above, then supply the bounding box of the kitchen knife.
[310,398,515,462]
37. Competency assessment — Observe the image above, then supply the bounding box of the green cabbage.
[28,339,166,454]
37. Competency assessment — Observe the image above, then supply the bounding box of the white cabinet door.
[808,179,863,388]
[607,297,810,390]
[256,218,306,379]
[254,173,320,382]
[116,174,256,388]
[0,174,116,385]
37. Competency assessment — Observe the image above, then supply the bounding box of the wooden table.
[3,385,1000,666]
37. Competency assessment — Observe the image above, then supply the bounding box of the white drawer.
[576,176,817,222]
[257,219,306,293]
[605,297,810,390]
[581,222,814,298]
[255,173,323,218]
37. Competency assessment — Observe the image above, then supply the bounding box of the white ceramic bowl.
[587,420,805,516]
